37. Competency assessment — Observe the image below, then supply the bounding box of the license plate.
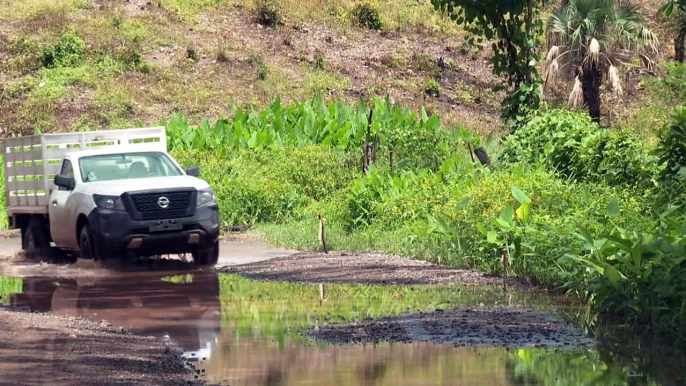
[149,220,183,232]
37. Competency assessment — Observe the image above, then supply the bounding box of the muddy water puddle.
[1,271,685,385]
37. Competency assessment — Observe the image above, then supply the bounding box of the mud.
[0,308,204,386]
[309,306,595,349]
[222,250,530,287]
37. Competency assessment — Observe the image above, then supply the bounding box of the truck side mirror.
[186,166,200,177]
[54,174,75,190]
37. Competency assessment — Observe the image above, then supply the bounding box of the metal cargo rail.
[2,127,167,213]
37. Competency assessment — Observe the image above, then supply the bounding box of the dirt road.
[0,237,597,385]
[0,238,296,386]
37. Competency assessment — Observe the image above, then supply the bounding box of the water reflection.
[6,270,221,360]
[2,273,686,385]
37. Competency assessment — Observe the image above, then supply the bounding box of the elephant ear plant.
[477,185,533,278]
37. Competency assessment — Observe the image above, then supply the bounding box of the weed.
[350,2,383,31]
[41,28,85,68]
[424,79,440,97]
[216,43,230,63]
[379,54,406,69]
[257,66,269,80]
[411,53,440,79]
[186,45,198,61]
[314,50,325,70]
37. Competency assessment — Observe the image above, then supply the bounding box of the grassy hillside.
[0,0,504,136]
[1,0,675,138]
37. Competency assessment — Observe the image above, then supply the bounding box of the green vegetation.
[350,2,383,31]
[543,0,658,123]
[156,70,685,340]
[1,0,685,348]
[0,277,22,305]
[430,0,544,125]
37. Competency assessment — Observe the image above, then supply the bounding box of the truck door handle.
[52,200,58,206]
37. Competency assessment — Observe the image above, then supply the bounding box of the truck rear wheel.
[22,218,51,254]
[193,240,219,267]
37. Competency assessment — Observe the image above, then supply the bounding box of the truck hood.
[79,175,211,196]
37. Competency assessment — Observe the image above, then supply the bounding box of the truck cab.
[3,127,220,265]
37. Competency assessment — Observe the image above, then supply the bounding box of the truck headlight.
[93,194,126,211]
[197,188,215,207]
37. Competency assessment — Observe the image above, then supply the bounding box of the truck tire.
[78,225,95,260]
[22,218,50,254]
[193,240,219,267]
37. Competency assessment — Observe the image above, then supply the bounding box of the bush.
[424,78,440,97]
[500,109,655,186]
[654,107,686,181]
[254,0,281,28]
[41,29,85,68]
[350,2,383,31]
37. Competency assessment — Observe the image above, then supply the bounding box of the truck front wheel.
[22,219,51,254]
[78,225,95,260]
[193,240,219,267]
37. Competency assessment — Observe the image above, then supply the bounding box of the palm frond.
[608,65,623,96]
[582,38,601,70]
[544,58,560,92]
[569,76,585,110]
[639,53,657,73]
[547,46,560,63]
[638,27,659,53]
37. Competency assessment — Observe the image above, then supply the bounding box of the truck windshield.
[78,152,183,182]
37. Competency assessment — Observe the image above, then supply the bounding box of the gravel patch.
[222,250,529,287]
[309,306,595,350]
[0,307,206,386]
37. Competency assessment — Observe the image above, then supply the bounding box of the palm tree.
[543,0,659,123]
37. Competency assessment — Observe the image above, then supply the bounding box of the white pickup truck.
[2,127,220,266]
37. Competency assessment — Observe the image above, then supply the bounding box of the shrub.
[4,35,41,73]
[186,45,198,61]
[350,2,383,31]
[500,109,654,186]
[254,0,281,28]
[424,78,440,97]
[654,107,686,181]
[115,42,143,68]
[41,28,85,68]
[314,50,325,70]
[661,62,686,102]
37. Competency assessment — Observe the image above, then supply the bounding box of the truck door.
[49,159,76,248]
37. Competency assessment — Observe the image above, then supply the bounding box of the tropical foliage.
[544,0,658,122]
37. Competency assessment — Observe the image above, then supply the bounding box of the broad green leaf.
[602,264,624,289]
[487,230,499,244]
[500,205,515,224]
[606,198,620,218]
[515,202,530,223]
[476,223,488,235]
[456,196,471,211]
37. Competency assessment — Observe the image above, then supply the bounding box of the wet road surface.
[3,265,686,385]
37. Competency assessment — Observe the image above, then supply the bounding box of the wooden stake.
[319,283,326,307]
[502,249,509,293]
[467,142,476,163]
[318,213,328,254]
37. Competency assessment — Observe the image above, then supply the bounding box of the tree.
[544,0,658,123]
[429,0,544,129]
[659,0,686,62]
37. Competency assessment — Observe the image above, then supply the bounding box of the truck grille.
[130,191,193,220]
[211,208,219,225]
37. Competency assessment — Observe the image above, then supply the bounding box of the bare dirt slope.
[0,308,202,386]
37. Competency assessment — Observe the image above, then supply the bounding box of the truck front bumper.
[87,203,220,257]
